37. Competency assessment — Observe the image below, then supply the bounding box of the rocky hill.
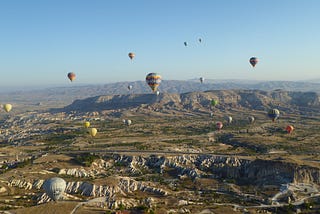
[8,154,320,209]
[60,90,320,114]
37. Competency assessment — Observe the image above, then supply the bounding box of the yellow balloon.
[3,104,12,113]
[84,121,90,128]
[88,128,97,137]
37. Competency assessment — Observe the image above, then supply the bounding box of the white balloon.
[43,177,66,201]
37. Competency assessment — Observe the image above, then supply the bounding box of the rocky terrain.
[5,154,320,212]
[0,89,319,213]
[60,90,320,115]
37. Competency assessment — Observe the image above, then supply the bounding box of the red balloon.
[286,125,294,134]
[216,122,223,131]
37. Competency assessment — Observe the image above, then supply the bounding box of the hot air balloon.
[128,52,135,60]
[211,99,219,107]
[268,109,280,122]
[184,42,188,47]
[226,116,232,124]
[198,38,202,43]
[216,122,223,131]
[286,125,294,134]
[128,85,133,90]
[248,116,255,124]
[125,119,132,126]
[146,73,162,92]
[42,177,66,201]
[67,72,76,82]
[200,77,204,83]
[88,128,97,137]
[249,57,258,67]
[3,104,12,113]
[84,121,90,128]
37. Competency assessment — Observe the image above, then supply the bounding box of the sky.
[0,0,319,87]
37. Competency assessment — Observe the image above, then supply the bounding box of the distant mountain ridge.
[61,90,320,115]
[1,80,320,106]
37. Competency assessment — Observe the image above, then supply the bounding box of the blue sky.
[0,0,319,87]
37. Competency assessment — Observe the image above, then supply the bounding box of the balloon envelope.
[89,128,97,137]
[128,52,135,60]
[211,99,219,107]
[146,73,162,92]
[248,116,255,124]
[286,125,294,134]
[84,121,90,128]
[226,116,232,124]
[125,119,132,126]
[128,85,133,90]
[249,57,258,67]
[43,177,66,201]
[3,104,12,113]
[268,109,280,122]
[67,72,76,82]
[216,122,223,131]
[184,42,187,46]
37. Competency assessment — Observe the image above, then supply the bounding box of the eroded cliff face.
[55,155,320,185]
[8,176,167,205]
[107,154,320,185]
[62,90,320,113]
[7,154,320,207]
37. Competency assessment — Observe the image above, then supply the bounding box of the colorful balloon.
[216,122,223,131]
[3,104,12,113]
[67,72,76,82]
[226,116,232,124]
[286,125,294,134]
[84,121,90,128]
[146,73,162,92]
[125,119,132,126]
[249,57,258,67]
[248,116,255,124]
[211,99,219,107]
[88,128,97,137]
[268,109,280,122]
[128,52,135,60]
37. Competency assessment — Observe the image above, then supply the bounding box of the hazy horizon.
[0,78,319,94]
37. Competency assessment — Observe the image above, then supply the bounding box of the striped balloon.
[268,108,280,122]
[146,73,162,92]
